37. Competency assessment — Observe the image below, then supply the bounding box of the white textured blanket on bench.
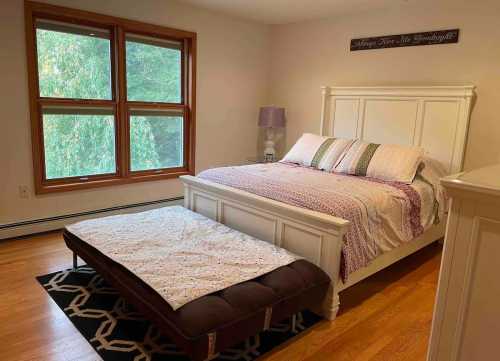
[66,206,300,310]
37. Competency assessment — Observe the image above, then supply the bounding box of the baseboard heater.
[0,197,184,240]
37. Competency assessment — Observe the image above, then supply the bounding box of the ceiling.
[180,0,412,25]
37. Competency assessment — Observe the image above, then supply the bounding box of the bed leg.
[322,284,340,321]
[72,252,78,271]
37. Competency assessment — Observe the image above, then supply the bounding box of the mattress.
[198,161,446,280]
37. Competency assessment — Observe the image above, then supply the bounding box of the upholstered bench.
[64,230,330,360]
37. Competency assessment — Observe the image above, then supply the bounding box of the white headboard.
[320,86,475,174]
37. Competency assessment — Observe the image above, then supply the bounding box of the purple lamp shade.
[258,106,286,128]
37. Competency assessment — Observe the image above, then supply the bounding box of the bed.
[180,85,475,320]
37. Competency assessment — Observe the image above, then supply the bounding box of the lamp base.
[263,139,276,162]
[263,153,275,162]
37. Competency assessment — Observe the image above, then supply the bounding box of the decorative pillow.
[281,133,353,171]
[334,140,424,183]
[415,157,448,224]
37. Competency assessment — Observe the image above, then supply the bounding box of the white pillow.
[334,140,424,183]
[281,133,353,171]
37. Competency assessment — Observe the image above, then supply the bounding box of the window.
[125,35,182,103]
[36,21,112,100]
[42,108,117,179]
[25,1,196,193]
[129,110,184,171]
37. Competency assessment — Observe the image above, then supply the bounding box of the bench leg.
[72,252,78,271]
[291,314,298,333]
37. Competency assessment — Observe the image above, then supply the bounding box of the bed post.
[320,86,331,136]
[322,285,340,321]
[184,183,192,209]
[318,225,348,321]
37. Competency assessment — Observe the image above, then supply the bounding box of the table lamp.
[258,106,286,162]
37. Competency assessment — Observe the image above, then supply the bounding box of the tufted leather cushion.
[64,230,331,361]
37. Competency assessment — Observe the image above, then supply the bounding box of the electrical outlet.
[19,185,29,199]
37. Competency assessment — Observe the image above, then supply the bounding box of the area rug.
[37,266,321,361]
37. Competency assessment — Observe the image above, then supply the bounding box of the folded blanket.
[66,206,300,310]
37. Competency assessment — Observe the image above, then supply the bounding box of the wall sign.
[350,29,459,51]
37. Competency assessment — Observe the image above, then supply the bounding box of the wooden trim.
[126,102,186,111]
[25,1,41,194]
[25,1,197,194]
[26,1,196,39]
[116,26,128,179]
[110,25,121,177]
[38,99,117,108]
[37,170,191,194]
[128,166,189,178]
[125,33,183,49]
[180,35,186,106]
[187,35,197,176]
[109,24,118,102]
[42,172,120,186]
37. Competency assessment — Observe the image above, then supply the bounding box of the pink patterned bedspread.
[198,162,444,281]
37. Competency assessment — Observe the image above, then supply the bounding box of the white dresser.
[428,164,500,361]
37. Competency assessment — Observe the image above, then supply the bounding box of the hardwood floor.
[0,231,442,361]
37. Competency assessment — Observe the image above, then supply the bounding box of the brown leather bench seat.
[64,230,331,361]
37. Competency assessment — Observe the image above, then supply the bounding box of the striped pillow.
[334,140,424,183]
[281,133,353,171]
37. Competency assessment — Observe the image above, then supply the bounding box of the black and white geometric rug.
[37,266,321,361]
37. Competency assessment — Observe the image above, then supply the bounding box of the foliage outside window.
[25,1,196,193]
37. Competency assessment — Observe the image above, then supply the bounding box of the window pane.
[36,22,112,99]
[42,112,116,179]
[130,113,183,171]
[126,35,181,103]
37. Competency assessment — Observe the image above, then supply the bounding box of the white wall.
[269,1,500,171]
[0,0,270,225]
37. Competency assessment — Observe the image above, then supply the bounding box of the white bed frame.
[181,85,475,320]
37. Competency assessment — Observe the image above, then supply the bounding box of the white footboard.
[181,175,349,320]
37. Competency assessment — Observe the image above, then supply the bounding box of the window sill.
[36,169,193,194]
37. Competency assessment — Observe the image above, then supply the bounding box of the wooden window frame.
[25,1,196,194]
